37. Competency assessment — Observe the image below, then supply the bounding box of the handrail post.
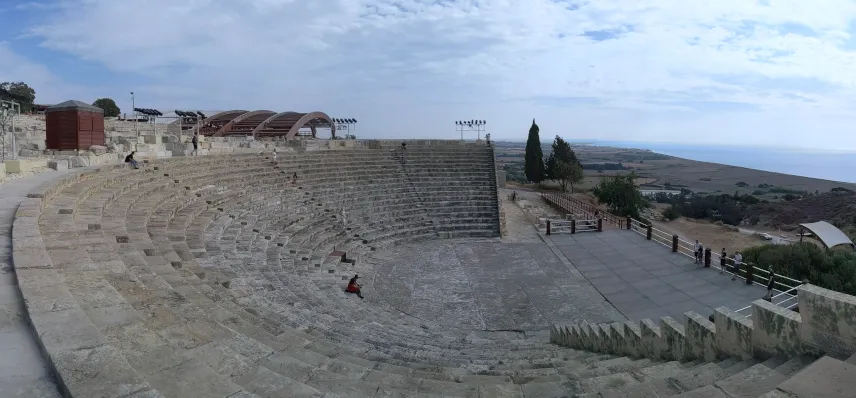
[746,263,753,285]
[672,235,679,252]
[546,219,551,235]
[571,219,576,234]
[597,218,603,232]
[646,224,652,240]
[704,248,711,268]
[625,216,632,230]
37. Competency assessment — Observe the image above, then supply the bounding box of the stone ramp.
[547,230,768,321]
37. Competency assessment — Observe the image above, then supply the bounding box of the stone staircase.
[551,286,856,397]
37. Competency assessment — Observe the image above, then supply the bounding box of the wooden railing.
[540,192,625,229]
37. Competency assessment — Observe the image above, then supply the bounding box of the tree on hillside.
[0,82,36,113]
[593,172,645,218]
[524,119,546,183]
[92,98,121,117]
[545,135,580,180]
[555,161,584,193]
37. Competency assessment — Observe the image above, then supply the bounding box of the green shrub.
[662,206,680,221]
[742,243,856,295]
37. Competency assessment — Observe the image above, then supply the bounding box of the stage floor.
[546,229,768,322]
[371,230,768,331]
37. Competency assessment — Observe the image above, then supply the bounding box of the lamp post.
[130,91,137,137]
[454,120,487,141]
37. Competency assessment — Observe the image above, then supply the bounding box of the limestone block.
[798,284,856,357]
[69,156,89,168]
[5,159,31,173]
[641,319,664,359]
[47,159,68,170]
[556,326,568,347]
[587,323,604,352]
[623,321,643,358]
[661,316,687,361]
[714,306,754,360]
[18,148,42,157]
[685,311,718,361]
[143,135,158,144]
[776,356,856,398]
[563,326,574,347]
[0,162,5,179]
[609,322,627,355]
[89,145,107,155]
[570,324,584,349]
[497,170,507,187]
[597,323,612,353]
[752,299,803,359]
[578,322,593,351]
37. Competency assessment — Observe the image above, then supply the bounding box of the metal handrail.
[733,284,803,317]
[629,216,803,287]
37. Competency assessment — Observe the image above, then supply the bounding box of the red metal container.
[45,100,105,150]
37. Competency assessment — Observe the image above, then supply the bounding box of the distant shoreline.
[496,139,856,184]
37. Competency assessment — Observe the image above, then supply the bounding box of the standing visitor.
[191,133,199,156]
[719,248,727,274]
[272,149,277,164]
[732,252,743,281]
[694,240,702,264]
[763,267,776,301]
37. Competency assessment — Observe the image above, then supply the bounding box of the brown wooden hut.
[45,100,105,150]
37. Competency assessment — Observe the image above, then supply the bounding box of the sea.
[568,140,856,184]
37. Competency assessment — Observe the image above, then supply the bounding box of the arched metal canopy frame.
[214,110,276,136]
[194,110,248,135]
[251,111,336,139]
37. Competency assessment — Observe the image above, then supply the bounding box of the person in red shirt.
[346,275,363,299]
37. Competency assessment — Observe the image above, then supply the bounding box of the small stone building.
[45,100,105,150]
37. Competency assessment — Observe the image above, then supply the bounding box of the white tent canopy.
[799,221,855,250]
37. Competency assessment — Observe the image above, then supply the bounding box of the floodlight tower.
[130,91,138,136]
[454,120,487,141]
[333,118,358,139]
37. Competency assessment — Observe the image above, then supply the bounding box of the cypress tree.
[524,119,546,183]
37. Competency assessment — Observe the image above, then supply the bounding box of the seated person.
[125,151,139,169]
[345,274,363,299]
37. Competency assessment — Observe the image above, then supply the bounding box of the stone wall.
[551,284,856,362]
[4,114,487,171]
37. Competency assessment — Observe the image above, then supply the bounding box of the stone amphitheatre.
[1,110,855,397]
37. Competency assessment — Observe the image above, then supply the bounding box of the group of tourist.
[694,240,776,302]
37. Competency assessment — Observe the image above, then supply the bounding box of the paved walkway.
[0,170,79,397]
[546,229,769,321]
[498,189,542,243]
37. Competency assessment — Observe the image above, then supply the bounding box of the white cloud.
[12,0,856,148]
[0,42,94,104]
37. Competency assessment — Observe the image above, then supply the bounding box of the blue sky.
[3,0,856,149]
